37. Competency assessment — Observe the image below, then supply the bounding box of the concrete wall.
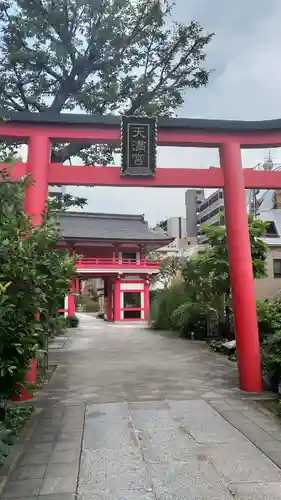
[254,278,281,300]
[265,247,281,278]
[254,247,281,300]
[166,217,187,239]
[185,190,200,237]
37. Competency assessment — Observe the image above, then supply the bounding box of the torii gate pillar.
[24,135,50,391]
[24,135,50,222]
[221,142,262,392]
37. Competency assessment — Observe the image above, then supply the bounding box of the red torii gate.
[3,111,281,393]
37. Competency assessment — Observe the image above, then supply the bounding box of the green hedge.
[172,301,207,340]
[259,300,281,391]
[66,315,79,328]
[150,284,188,330]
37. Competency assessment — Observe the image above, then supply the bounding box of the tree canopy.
[0,0,213,163]
[150,253,185,288]
[182,216,268,299]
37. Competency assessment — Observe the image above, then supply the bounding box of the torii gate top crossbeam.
[2,110,281,147]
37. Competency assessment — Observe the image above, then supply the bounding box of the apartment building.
[185,189,205,237]
[186,188,253,243]
[196,189,225,243]
[154,217,197,258]
[253,188,281,300]
[184,188,225,243]
[157,216,188,239]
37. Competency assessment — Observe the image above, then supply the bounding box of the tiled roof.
[59,212,171,242]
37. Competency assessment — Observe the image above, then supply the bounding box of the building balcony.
[76,257,160,275]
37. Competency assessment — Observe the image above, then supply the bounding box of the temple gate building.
[58,212,172,322]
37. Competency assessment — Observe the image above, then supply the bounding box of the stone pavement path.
[2,313,281,499]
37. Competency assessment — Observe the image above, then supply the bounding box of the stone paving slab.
[77,400,281,499]
[78,493,155,500]
[229,482,281,499]
[1,405,84,499]
[168,399,245,443]
[204,441,281,483]
[3,315,281,499]
[49,336,69,349]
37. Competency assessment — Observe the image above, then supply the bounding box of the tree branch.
[0,97,24,111]
[11,65,46,111]
[51,142,90,162]
[0,85,25,111]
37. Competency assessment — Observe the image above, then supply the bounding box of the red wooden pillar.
[25,135,50,222]
[114,278,121,321]
[106,279,113,321]
[144,279,150,321]
[26,360,37,384]
[24,135,50,390]
[220,141,262,393]
[68,280,76,317]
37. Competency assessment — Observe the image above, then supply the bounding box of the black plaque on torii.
[121,116,157,177]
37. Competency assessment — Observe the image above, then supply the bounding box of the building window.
[198,201,208,213]
[266,222,278,237]
[273,259,281,278]
[123,291,141,308]
[178,217,182,239]
[123,291,142,319]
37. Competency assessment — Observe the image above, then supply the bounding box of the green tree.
[180,216,268,338]
[0,172,45,398]
[0,0,213,163]
[158,255,185,288]
[0,170,83,399]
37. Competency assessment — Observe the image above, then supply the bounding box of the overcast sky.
[68,0,281,225]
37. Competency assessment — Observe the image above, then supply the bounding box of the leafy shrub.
[0,173,79,400]
[172,301,207,339]
[257,300,281,342]
[0,406,33,465]
[66,315,79,328]
[261,332,281,391]
[150,284,187,330]
[47,315,67,337]
[80,296,100,313]
[149,289,159,304]
[0,282,42,399]
[5,407,33,435]
[259,301,281,392]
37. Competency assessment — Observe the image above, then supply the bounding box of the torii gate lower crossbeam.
[3,111,281,393]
